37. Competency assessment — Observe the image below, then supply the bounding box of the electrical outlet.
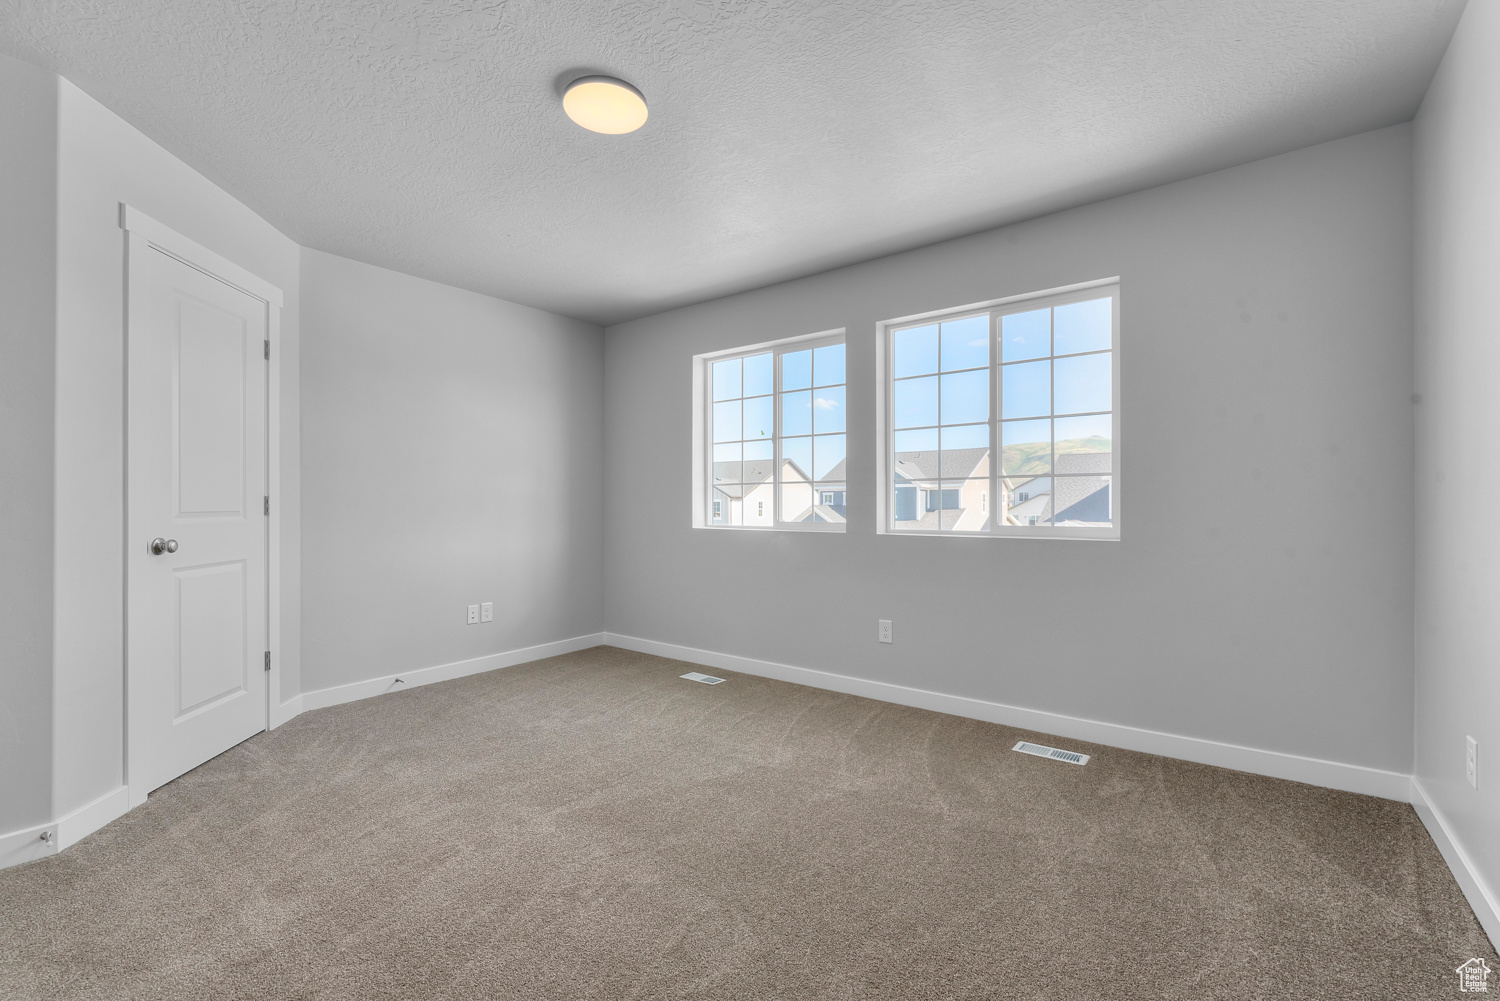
[1467,736,1479,789]
[878,619,893,644]
[481,602,493,623]
[467,604,479,625]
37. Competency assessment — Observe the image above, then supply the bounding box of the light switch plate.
[467,604,479,625]
[1467,736,1479,789]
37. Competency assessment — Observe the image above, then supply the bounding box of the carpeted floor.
[0,646,1493,1000]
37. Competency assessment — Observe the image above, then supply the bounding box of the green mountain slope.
[1001,436,1110,477]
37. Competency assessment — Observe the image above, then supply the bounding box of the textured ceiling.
[1,0,1465,325]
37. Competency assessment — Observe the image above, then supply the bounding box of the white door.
[127,244,268,800]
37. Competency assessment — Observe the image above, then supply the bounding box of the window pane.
[940,315,988,372]
[712,484,744,526]
[1001,308,1049,362]
[893,428,938,453]
[813,343,845,387]
[782,389,812,436]
[941,480,990,532]
[782,480,814,523]
[891,483,924,528]
[712,357,741,401]
[814,482,847,523]
[893,324,938,378]
[1054,352,1110,415]
[1001,360,1049,418]
[742,395,773,440]
[744,483,774,526]
[940,369,989,425]
[926,481,964,532]
[939,423,988,479]
[1001,419,1051,475]
[743,438,773,462]
[743,352,773,397]
[713,442,741,484]
[783,349,812,391]
[1053,474,1111,526]
[1002,476,1052,527]
[1053,298,1111,355]
[712,399,741,442]
[1054,414,1112,474]
[742,443,775,487]
[893,374,938,429]
[814,434,846,481]
[782,436,812,480]
[813,386,846,433]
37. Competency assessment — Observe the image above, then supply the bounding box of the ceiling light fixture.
[562,76,648,135]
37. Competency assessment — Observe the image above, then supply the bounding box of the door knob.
[149,538,178,555]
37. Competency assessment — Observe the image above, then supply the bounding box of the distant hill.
[1001,436,1110,476]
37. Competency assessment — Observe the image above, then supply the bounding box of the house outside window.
[878,280,1118,540]
[695,329,847,531]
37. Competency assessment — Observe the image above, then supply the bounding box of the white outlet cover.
[467,604,479,624]
[1467,736,1479,789]
[481,602,494,622]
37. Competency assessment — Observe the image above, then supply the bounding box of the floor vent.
[1013,740,1089,765]
[680,672,725,685]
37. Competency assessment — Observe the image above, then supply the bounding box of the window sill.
[879,528,1119,541]
[698,523,846,534]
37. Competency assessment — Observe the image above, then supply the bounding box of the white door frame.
[120,205,288,808]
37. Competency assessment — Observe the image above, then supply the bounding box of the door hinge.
[264,495,269,516]
[264,340,270,361]
[264,650,271,672]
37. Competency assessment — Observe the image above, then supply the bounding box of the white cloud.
[814,397,840,410]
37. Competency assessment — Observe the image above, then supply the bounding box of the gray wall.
[0,55,57,833]
[300,249,605,694]
[1414,0,1500,925]
[605,125,1416,773]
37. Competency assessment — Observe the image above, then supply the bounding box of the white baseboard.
[295,632,609,714]
[270,691,303,729]
[603,632,1413,802]
[0,785,131,872]
[1410,777,1500,947]
[0,819,55,870]
[56,786,129,851]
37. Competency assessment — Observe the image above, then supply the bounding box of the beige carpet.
[0,646,1493,1000]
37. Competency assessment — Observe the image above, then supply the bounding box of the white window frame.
[875,278,1120,541]
[692,327,847,532]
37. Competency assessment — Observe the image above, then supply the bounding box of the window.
[697,329,846,531]
[879,281,1118,539]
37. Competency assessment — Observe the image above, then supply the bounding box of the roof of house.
[1053,477,1109,523]
[716,455,849,486]
[713,459,776,485]
[893,447,988,482]
[893,509,970,532]
[1002,475,1109,525]
[1055,451,1110,475]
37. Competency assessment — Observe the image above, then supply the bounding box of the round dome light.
[563,76,648,135]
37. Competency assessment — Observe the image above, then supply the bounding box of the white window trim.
[692,327,847,532]
[875,277,1120,541]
